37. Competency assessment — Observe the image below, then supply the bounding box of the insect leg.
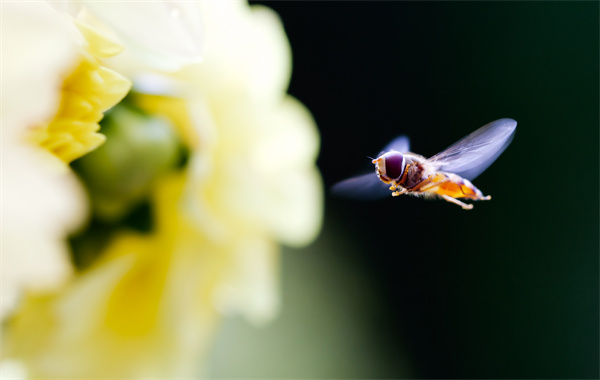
[440,195,474,210]
[391,188,408,197]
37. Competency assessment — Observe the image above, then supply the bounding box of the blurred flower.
[2,0,322,378]
[79,1,204,71]
[50,0,204,71]
[27,20,130,164]
[0,359,27,380]
[1,2,130,318]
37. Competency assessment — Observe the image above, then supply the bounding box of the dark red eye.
[384,152,405,180]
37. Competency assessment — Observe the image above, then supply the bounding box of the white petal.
[47,0,83,17]
[0,2,87,319]
[176,1,291,101]
[82,0,203,71]
[1,2,79,143]
[0,360,28,380]
[213,96,323,246]
[250,98,323,246]
[1,147,87,319]
[213,238,280,324]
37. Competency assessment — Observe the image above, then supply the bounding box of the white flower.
[2,1,322,378]
[155,0,322,321]
[74,0,204,71]
[1,2,87,319]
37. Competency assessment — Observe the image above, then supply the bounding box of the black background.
[247,2,599,378]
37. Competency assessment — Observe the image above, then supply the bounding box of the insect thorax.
[402,162,434,190]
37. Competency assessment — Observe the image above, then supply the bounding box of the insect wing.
[382,135,410,153]
[331,173,391,200]
[427,118,517,180]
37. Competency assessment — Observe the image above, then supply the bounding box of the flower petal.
[213,237,280,324]
[0,2,88,319]
[82,0,203,71]
[1,147,87,319]
[1,2,78,143]
[176,1,291,102]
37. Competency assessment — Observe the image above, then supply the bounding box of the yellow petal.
[33,41,131,163]
[94,66,132,110]
[75,19,124,58]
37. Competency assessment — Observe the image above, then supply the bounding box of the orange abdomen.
[426,173,488,200]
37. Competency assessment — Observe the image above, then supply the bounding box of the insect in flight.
[332,118,517,210]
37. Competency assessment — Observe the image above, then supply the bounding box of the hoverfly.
[332,118,517,210]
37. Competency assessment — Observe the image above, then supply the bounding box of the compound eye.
[384,152,405,180]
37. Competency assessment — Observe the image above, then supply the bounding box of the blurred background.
[209,2,598,379]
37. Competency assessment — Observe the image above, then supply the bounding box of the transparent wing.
[383,135,410,153]
[427,118,517,180]
[331,173,390,200]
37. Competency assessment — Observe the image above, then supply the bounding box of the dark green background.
[213,2,599,378]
